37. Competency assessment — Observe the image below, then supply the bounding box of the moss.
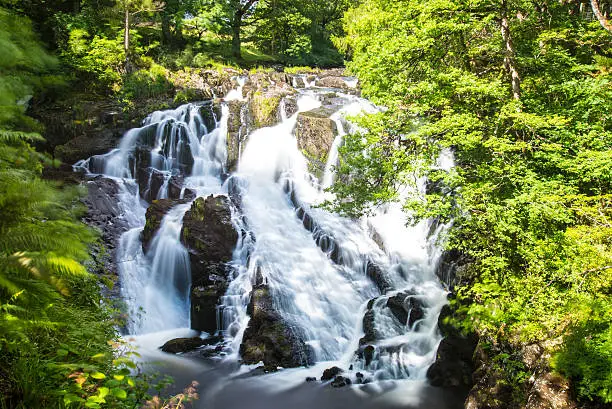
[251,91,282,128]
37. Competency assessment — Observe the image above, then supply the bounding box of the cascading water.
[76,75,458,408]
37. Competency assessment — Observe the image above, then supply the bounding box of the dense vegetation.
[332,0,612,405]
[1,0,610,406]
[0,1,351,407]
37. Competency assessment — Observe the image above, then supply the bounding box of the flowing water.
[76,77,459,408]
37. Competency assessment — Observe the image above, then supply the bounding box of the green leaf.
[111,388,127,399]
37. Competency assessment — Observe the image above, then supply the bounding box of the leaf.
[90,372,106,380]
[111,388,127,399]
[113,374,125,381]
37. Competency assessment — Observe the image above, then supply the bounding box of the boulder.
[249,89,284,128]
[386,293,425,326]
[296,107,338,177]
[240,284,313,368]
[321,366,343,381]
[181,195,238,332]
[160,337,206,354]
[142,198,187,252]
[435,249,473,290]
[359,300,380,346]
[365,260,393,294]
[315,76,351,90]
[331,376,352,388]
[226,100,249,172]
[426,333,477,389]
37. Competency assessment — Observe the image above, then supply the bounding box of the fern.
[0,129,44,143]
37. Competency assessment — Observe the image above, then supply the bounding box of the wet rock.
[226,100,249,172]
[80,176,130,285]
[331,376,352,388]
[359,305,379,345]
[426,333,477,388]
[386,293,425,326]
[363,345,375,367]
[142,198,186,252]
[249,88,293,129]
[160,337,205,354]
[321,366,343,381]
[296,107,338,178]
[240,284,314,368]
[365,260,393,293]
[55,127,124,165]
[181,195,238,332]
[435,249,473,290]
[305,376,317,382]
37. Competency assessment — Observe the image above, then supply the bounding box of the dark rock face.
[435,249,473,290]
[180,195,238,332]
[359,299,380,346]
[321,366,343,381]
[365,260,393,294]
[331,376,352,388]
[142,198,186,252]
[386,293,425,327]
[80,176,131,289]
[427,299,477,389]
[160,337,206,354]
[240,284,314,368]
[427,335,477,388]
[226,100,249,172]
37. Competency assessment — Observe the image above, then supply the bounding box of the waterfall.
[76,77,451,386]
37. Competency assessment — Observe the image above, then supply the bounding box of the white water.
[76,78,451,387]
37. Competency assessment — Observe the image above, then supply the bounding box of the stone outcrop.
[386,292,425,327]
[142,198,187,252]
[226,100,249,172]
[180,195,238,333]
[296,107,338,177]
[240,283,314,369]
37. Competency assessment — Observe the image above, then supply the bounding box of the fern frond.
[0,129,44,143]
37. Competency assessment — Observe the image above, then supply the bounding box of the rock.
[181,195,238,332]
[365,260,392,293]
[525,372,577,409]
[226,100,249,172]
[359,302,380,345]
[305,377,317,382]
[316,76,351,90]
[296,107,338,177]
[331,376,352,388]
[435,249,473,290]
[426,333,477,388]
[160,337,205,354]
[142,198,186,252]
[249,89,288,129]
[282,96,298,118]
[386,293,425,326]
[363,345,375,367]
[321,366,343,381]
[240,284,314,368]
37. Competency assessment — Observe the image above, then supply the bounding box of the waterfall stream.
[76,76,456,407]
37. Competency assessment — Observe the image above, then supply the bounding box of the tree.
[116,0,161,69]
[228,0,260,60]
[333,0,612,404]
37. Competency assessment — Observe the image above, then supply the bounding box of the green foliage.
[120,64,174,102]
[0,8,166,407]
[333,0,612,403]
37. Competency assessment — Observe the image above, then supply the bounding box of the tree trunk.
[124,7,132,73]
[500,0,521,100]
[232,12,242,60]
[590,0,612,33]
[162,15,173,46]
